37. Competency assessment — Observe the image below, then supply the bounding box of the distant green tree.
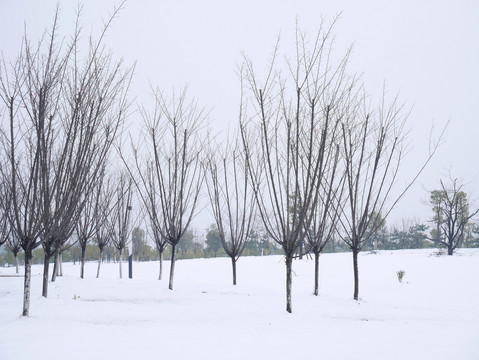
[259,232,275,255]
[132,227,147,261]
[388,228,407,250]
[469,224,479,247]
[243,230,260,256]
[429,180,479,255]
[6,232,23,273]
[429,189,447,245]
[177,230,195,259]
[407,224,429,249]
[205,224,222,257]
[363,212,388,251]
[191,240,203,258]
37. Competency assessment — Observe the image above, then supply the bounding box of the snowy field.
[1,249,478,360]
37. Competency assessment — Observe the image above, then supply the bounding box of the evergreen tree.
[429,180,478,255]
[132,227,146,261]
[205,224,222,257]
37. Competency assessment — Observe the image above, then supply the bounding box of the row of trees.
[5,195,477,271]
[0,3,133,315]
[0,225,282,268]
[1,6,458,315]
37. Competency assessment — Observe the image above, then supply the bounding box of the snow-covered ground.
[1,249,478,359]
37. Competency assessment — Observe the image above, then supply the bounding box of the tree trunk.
[80,244,86,279]
[119,249,123,279]
[96,248,103,278]
[59,253,63,276]
[51,251,59,282]
[22,249,33,316]
[314,251,320,296]
[286,255,293,313]
[42,253,51,298]
[231,257,237,285]
[353,247,359,300]
[158,250,163,280]
[15,254,19,274]
[169,244,176,290]
[447,241,454,256]
[299,242,304,260]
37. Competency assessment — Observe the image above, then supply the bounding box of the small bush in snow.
[396,270,406,283]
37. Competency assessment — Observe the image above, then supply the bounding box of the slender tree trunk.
[96,248,103,278]
[81,244,86,279]
[22,249,33,316]
[231,257,237,285]
[314,251,320,296]
[353,247,359,300]
[42,253,51,298]
[158,250,163,280]
[286,255,293,313]
[119,249,123,279]
[59,253,63,276]
[51,251,59,282]
[169,244,176,290]
[299,242,304,260]
[15,255,19,274]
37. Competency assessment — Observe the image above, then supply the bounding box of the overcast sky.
[1,0,478,230]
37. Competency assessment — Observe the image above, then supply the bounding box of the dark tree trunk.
[22,249,33,316]
[158,250,163,280]
[51,251,59,282]
[447,242,453,256]
[80,244,86,279]
[353,247,359,300]
[231,257,237,285]
[15,255,19,274]
[314,251,320,296]
[169,244,176,290]
[42,253,51,298]
[299,242,304,260]
[286,255,293,313]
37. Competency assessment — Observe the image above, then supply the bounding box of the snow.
[1,249,478,359]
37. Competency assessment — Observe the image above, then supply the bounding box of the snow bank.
[1,249,478,359]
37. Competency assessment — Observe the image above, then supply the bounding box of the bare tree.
[137,88,206,290]
[240,18,353,312]
[94,173,115,278]
[75,167,107,278]
[205,142,256,285]
[38,4,132,296]
[107,172,135,279]
[430,179,478,255]
[125,157,170,280]
[0,31,47,315]
[336,86,443,300]
[152,222,169,280]
[0,193,20,275]
[0,3,132,312]
[6,231,22,274]
[304,141,345,296]
[0,193,10,248]
[338,92,408,300]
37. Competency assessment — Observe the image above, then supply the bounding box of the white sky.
[1,0,478,231]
